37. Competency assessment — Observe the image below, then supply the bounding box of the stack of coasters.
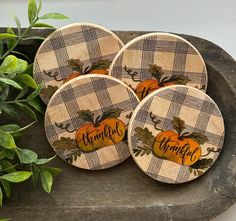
[33,24,225,183]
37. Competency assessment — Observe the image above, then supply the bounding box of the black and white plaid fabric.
[128,85,224,183]
[109,33,207,94]
[33,23,124,104]
[45,75,139,170]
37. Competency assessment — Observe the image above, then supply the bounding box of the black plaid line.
[50,31,66,50]
[91,78,113,110]
[82,26,98,41]
[33,59,43,84]
[127,89,140,108]
[61,86,76,102]
[176,166,191,183]
[173,42,188,73]
[38,39,53,53]
[81,26,103,62]
[147,156,163,178]
[85,152,101,169]
[194,97,215,132]
[45,114,59,141]
[161,88,187,129]
[63,32,86,46]
[95,28,112,39]
[115,142,130,164]
[143,39,157,52]
[201,100,215,114]
[175,39,189,54]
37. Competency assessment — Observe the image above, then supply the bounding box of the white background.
[0,0,236,220]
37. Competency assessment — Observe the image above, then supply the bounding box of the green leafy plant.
[0,0,68,207]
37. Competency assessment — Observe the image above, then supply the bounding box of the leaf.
[0,186,2,206]
[0,33,17,40]
[133,146,152,157]
[27,82,44,100]
[22,36,46,41]
[0,131,16,149]
[172,116,186,135]
[15,74,38,89]
[53,137,77,151]
[184,132,208,145]
[22,63,33,76]
[149,64,164,82]
[40,168,53,193]
[163,75,190,85]
[0,124,21,140]
[0,180,11,198]
[77,110,94,124]
[39,13,69,20]
[27,97,45,114]
[12,51,32,63]
[17,148,38,164]
[134,127,155,147]
[66,59,83,72]
[40,85,58,101]
[0,85,9,102]
[0,148,15,160]
[7,27,16,49]
[0,40,3,56]
[34,155,57,165]
[0,55,27,74]
[44,167,61,176]
[89,59,111,71]
[98,108,122,123]
[0,171,32,182]
[0,160,16,173]
[0,78,22,90]
[31,163,40,185]
[28,0,38,24]
[37,0,42,14]
[16,102,37,120]
[32,23,55,29]
[0,103,18,118]
[191,158,213,170]
[12,15,21,35]
[15,86,29,100]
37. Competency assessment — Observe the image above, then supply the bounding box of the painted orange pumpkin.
[134,116,208,166]
[152,130,201,166]
[134,65,190,100]
[75,109,126,152]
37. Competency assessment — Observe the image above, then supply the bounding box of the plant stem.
[0,20,38,60]
[4,99,27,104]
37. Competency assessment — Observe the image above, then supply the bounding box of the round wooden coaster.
[45,74,139,170]
[33,22,124,104]
[128,85,224,184]
[109,33,208,101]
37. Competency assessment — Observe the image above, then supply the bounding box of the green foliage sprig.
[0,0,68,207]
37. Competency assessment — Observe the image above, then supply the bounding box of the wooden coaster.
[128,85,224,184]
[33,22,124,104]
[109,33,207,100]
[45,74,139,170]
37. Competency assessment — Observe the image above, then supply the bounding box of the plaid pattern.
[109,33,207,94]
[45,75,139,170]
[33,23,124,104]
[128,85,224,184]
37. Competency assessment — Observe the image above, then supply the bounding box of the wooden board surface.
[0,28,236,221]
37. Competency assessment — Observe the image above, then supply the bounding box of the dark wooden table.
[1,29,236,221]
